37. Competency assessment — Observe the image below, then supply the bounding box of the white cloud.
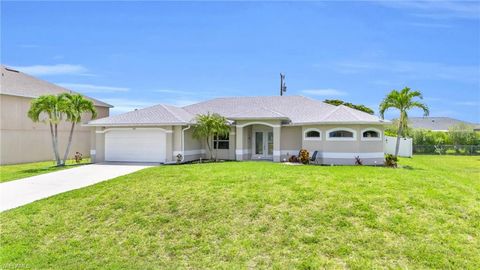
[153,89,193,94]
[102,98,158,115]
[165,99,199,107]
[58,83,129,93]
[406,22,452,28]
[333,60,480,84]
[11,64,89,76]
[102,98,199,115]
[301,89,347,96]
[19,44,39,48]
[455,101,479,106]
[376,0,480,20]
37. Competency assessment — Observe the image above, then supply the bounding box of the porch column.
[172,125,182,160]
[235,126,244,160]
[273,126,281,162]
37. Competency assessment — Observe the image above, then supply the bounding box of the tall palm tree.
[379,87,429,157]
[28,94,69,166]
[62,94,97,165]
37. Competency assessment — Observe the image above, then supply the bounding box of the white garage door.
[105,129,166,163]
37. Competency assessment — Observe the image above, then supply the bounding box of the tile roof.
[408,117,479,131]
[0,65,112,108]
[88,95,387,126]
[88,104,195,126]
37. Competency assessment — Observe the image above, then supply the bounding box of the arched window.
[326,128,357,141]
[363,130,379,138]
[329,130,353,138]
[361,128,382,141]
[304,129,321,140]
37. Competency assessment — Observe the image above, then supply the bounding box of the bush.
[448,124,479,146]
[74,152,83,163]
[384,154,398,168]
[299,149,310,164]
[288,155,299,163]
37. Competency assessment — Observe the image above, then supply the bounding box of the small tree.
[28,93,97,166]
[192,113,230,161]
[379,87,429,158]
[62,93,97,165]
[28,94,69,166]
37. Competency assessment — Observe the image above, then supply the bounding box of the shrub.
[354,156,363,165]
[74,152,83,163]
[176,153,183,164]
[384,154,398,168]
[288,155,298,163]
[299,149,310,164]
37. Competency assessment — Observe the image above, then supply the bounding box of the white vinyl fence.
[384,136,412,157]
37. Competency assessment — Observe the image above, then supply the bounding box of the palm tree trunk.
[215,139,219,162]
[62,122,75,165]
[50,123,61,166]
[49,123,59,166]
[54,123,63,166]
[394,120,403,158]
[206,137,213,160]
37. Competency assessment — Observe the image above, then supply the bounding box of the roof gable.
[88,103,195,126]
[408,117,479,131]
[0,65,112,108]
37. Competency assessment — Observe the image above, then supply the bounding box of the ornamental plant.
[384,154,398,168]
[299,149,310,164]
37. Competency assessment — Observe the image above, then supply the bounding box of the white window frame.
[304,128,322,141]
[360,128,382,141]
[326,127,357,141]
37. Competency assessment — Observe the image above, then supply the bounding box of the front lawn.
[1,156,479,269]
[0,158,91,183]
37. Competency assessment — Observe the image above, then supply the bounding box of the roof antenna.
[280,73,287,96]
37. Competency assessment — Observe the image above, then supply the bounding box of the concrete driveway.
[0,163,154,212]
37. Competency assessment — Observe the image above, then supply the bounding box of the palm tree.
[192,113,230,161]
[62,94,97,165]
[28,94,69,166]
[379,87,429,157]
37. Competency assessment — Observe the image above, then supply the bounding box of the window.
[306,130,320,138]
[329,130,353,138]
[213,133,229,149]
[326,128,357,141]
[361,128,382,141]
[304,129,321,140]
[363,130,379,138]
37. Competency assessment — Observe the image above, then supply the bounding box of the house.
[408,117,480,132]
[0,65,112,164]
[87,96,388,165]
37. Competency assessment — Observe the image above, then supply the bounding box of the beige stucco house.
[87,96,389,165]
[0,65,112,164]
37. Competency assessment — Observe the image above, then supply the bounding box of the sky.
[2,0,480,122]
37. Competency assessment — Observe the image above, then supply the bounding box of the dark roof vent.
[5,67,19,73]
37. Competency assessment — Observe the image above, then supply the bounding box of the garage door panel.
[105,129,166,162]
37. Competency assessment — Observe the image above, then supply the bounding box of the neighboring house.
[408,117,480,132]
[0,65,112,164]
[87,96,389,165]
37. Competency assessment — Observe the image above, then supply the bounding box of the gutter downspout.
[181,125,191,162]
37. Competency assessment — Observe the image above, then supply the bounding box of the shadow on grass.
[20,163,90,174]
[401,165,424,171]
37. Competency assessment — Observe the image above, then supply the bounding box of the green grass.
[0,158,91,183]
[1,156,479,269]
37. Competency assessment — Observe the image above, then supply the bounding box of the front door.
[252,130,273,160]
